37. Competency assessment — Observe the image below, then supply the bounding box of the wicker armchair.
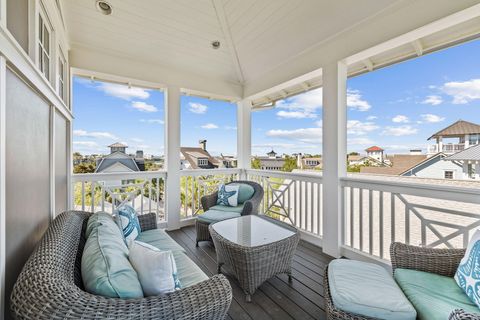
[324,243,479,320]
[10,211,232,320]
[196,181,263,246]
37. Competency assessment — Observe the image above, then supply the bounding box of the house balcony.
[2,1,480,319]
[427,143,465,155]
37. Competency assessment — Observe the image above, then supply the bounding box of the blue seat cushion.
[229,183,255,204]
[197,210,240,224]
[328,259,416,320]
[395,268,479,320]
[210,204,244,213]
[173,251,209,288]
[82,212,143,299]
[137,228,186,253]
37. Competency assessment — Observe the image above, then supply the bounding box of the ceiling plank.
[211,0,245,84]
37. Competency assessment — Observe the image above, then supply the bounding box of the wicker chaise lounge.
[196,180,263,246]
[324,242,478,320]
[10,211,232,320]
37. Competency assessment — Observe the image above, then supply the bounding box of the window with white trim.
[444,171,454,179]
[198,158,208,166]
[38,10,51,80]
[58,48,67,102]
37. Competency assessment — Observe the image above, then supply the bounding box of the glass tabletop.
[211,215,296,247]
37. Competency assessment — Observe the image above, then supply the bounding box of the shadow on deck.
[167,226,333,320]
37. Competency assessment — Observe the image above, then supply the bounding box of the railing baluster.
[379,191,384,259]
[91,182,95,213]
[101,185,105,212]
[391,193,396,245]
[359,188,363,252]
[350,187,354,248]
[184,176,189,218]
[405,201,410,245]
[148,180,152,214]
[368,189,373,255]
[81,181,85,211]
[191,176,195,215]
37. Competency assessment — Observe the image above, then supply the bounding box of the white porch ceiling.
[63,0,402,86]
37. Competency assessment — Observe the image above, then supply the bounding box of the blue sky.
[73,39,480,157]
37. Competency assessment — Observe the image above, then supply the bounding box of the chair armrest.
[449,309,480,320]
[138,212,158,232]
[390,242,465,277]
[201,192,218,212]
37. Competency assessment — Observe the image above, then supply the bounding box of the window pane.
[38,44,43,70]
[44,27,50,54]
[43,53,49,79]
[38,16,43,43]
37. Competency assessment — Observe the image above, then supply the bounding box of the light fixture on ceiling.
[96,0,112,15]
[211,41,221,49]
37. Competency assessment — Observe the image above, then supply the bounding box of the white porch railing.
[427,143,465,154]
[245,169,323,239]
[342,176,480,260]
[71,171,167,221]
[179,168,241,220]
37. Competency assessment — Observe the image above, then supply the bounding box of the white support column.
[237,99,252,179]
[322,61,347,258]
[0,56,6,320]
[165,86,181,230]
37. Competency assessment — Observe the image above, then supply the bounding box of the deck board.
[167,226,333,320]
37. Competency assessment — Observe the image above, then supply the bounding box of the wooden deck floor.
[167,226,333,320]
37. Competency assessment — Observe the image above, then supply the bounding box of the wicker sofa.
[324,243,480,320]
[10,211,232,320]
[196,180,263,246]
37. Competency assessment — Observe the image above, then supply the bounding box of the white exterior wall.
[405,159,463,179]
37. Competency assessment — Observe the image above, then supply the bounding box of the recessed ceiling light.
[211,41,221,49]
[96,1,112,15]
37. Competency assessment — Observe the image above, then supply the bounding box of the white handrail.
[246,169,323,183]
[72,170,167,182]
[179,168,241,177]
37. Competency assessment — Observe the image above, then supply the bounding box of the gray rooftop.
[446,144,480,161]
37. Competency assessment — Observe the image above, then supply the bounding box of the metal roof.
[446,144,480,161]
[428,120,480,140]
[108,142,128,148]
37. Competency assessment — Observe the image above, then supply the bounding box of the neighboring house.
[427,120,480,155]
[401,153,463,179]
[95,143,145,173]
[446,144,480,179]
[254,150,286,171]
[180,140,222,169]
[361,154,428,176]
[348,154,386,167]
[296,154,322,170]
[219,154,237,168]
[365,146,385,162]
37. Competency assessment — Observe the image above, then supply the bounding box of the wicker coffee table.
[209,215,299,302]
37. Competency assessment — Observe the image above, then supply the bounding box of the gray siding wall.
[4,68,69,319]
[55,111,68,214]
[403,158,463,179]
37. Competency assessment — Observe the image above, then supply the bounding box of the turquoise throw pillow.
[115,204,141,242]
[216,184,239,207]
[455,229,480,308]
[82,212,143,298]
[230,183,255,204]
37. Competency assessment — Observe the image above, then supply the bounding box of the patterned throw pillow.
[455,229,480,308]
[216,184,239,207]
[128,240,181,296]
[115,204,141,242]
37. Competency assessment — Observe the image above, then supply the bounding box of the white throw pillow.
[128,240,181,296]
[455,229,480,308]
[216,184,239,207]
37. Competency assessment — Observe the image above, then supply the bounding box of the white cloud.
[420,113,445,123]
[73,129,118,140]
[73,141,100,148]
[442,79,480,104]
[347,120,379,135]
[347,90,371,111]
[421,95,443,106]
[382,125,418,136]
[347,138,374,146]
[266,127,322,144]
[131,101,158,113]
[276,110,316,119]
[253,143,297,149]
[366,116,378,120]
[140,119,164,125]
[98,82,150,100]
[189,103,208,114]
[201,123,218,129]
[392,115,409,123]
[224,126,237,130]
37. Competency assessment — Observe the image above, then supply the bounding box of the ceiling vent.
[96,1,113,15]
